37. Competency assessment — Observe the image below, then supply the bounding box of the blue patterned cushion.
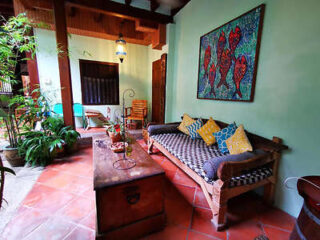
[213,123,237,154]
[186,119,203,139]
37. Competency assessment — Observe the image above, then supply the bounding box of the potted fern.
[0,14,38,166]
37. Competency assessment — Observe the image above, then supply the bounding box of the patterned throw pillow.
[226,125,253,155]
[197,117,221,145]
[186,119,204,139]
[177,114,196,135]
[213,123,237,154]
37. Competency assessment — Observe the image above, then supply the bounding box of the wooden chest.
[93,135,165,240]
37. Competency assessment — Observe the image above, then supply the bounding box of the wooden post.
[25,37,40,99]
[53,0,75,128]
[263,136,282,204]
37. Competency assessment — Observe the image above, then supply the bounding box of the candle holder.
[113,88,136,170]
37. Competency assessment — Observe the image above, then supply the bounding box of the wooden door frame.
[152,53,167,123]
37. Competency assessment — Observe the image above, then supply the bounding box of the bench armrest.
[217,152,273,181]
[148,122,180,136]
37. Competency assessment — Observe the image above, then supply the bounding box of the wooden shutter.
[79,60,119,105]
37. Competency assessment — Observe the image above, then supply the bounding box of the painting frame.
[197,4,265,102]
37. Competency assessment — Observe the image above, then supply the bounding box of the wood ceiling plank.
[65,0,173,24]
[20,0,52,11]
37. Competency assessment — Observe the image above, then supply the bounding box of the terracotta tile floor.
[1,140,295,240]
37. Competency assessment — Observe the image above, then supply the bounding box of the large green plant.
[0,14,39,148]
[18,117,80,166]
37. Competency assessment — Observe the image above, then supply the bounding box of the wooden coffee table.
[93,134,165,240]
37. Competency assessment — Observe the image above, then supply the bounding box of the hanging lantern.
[115,33,127,63]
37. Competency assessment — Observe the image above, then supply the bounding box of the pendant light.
[115,21,127,63]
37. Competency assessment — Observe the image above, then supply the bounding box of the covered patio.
[1,0,320,240]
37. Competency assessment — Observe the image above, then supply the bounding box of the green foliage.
[18,117,80,166]
[10,88,50,130]
[0,14,39,148]
[0,13,38,84]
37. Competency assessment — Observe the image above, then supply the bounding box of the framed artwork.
[197,4,265,102]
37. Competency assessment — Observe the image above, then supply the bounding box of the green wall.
[166,0,320,217]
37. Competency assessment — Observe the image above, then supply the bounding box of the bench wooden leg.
[148,139,154,154]
[263,182,275,205]
[212,204,228,231]
[211,180,228,231]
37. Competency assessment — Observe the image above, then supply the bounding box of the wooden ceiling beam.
[93,13,103,23]
[68,7,77,17]
[0,2,13,8]
[152,24,166,50]
[20,0,52,11]
[150,0,159,12]
[171,0,190,16]
[65,0,173,24]
[135,19,158,33]
[0,6,14,15]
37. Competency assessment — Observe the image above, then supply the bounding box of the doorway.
[152,54,167,124]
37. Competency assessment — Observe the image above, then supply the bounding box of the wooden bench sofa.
[147,119,288,231]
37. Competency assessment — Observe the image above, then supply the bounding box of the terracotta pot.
[3,146,24,167]
[109,132,122,143]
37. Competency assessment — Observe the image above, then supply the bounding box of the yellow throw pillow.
[226,124,253,155]
[197,117,221,145]
[177,114,196,135]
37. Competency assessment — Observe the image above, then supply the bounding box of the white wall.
[35,28,167,127]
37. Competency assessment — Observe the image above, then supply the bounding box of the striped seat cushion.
[151,133,272,187]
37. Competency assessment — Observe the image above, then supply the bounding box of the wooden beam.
[150,0,159,12]
[68,6,77,17]
[152,24,166,50]
[20,0,52,11]
[26,52,40,99]
[53,0,75,128]
[0,6,14,15]
[135,19,158,33]
[25,29,40,99]
[65,0,173,24]
[171,0,190,16]
[0,2,13,8]
[93,13,103,23]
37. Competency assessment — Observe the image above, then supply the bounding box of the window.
[79,60,119,105]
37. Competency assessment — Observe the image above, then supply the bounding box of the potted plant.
[0,106,24,166]
[107,122,123,143]
[18,116,80,166]
[0,14,39,166]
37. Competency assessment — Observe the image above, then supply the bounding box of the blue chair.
[52,103,63,117]
[73,103,86,128]
[52,103,86,128]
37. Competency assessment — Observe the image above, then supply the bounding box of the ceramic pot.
[3,146,24,167]
[109,132,122,143]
